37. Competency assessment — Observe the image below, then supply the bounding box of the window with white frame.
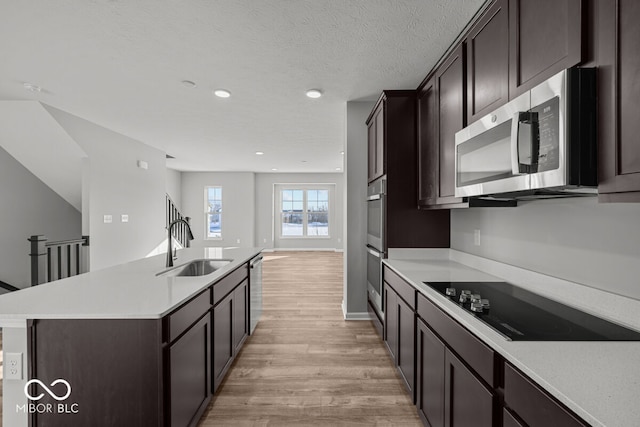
[280,188,329,237]
[205,187,222,238]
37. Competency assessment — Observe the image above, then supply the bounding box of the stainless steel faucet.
[166,218,195,267]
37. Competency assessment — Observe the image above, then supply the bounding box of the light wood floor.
[198,251,421,426]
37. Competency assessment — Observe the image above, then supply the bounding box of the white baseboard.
[268,248,342,252]
[341,300,372,320]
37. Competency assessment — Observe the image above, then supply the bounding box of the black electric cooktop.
[424,281,640,341]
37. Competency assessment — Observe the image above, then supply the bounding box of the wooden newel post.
[29,235,48,286]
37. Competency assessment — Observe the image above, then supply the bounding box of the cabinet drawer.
[213,263,249,306]
[383,265,416,310]
[504,363,588,427]
[417,292,495,386]
[165,289,211,343]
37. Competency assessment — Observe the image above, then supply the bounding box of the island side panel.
[30,318,163,427]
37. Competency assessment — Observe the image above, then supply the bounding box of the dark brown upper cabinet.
[367,91,451,248]
[466,0,509,123]
[597,0,640,202]
[435,43,467,206]
[417,77,438,207]
[367,102,385,183]
[508,0,583,98]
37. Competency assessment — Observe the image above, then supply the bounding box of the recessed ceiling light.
[271,168,278,171]
[340,151,344,155]
[306,89,322,99]
[335,167,341,171]
[23,82,42,92]
[181,80,196,88]
[214,89,231,98]
[255,151,264,155]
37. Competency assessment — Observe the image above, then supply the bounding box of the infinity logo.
[24,379,72,401]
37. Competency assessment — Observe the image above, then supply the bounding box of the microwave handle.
[510,111,539,175]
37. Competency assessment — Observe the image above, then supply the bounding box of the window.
[280,188,329,237]
[205,187,222,238]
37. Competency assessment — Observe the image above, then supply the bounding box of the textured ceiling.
[0,0,485,173]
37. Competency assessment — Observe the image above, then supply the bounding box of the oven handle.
[367,246,382,258]
[366,194,381,201]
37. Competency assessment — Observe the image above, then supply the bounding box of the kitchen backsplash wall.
[451,197,640,300]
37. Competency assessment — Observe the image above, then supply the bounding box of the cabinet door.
[375,103,385,179]
[367,120,376,182]
[467,0,509,122]
[397,296,415,399]
[597,0,640,201]
[233,279,248,353]
[436,43,466,206]
[418,77,438,207]
[444,349,494,427]
[169,315,211,427]
[213,292,233,392]
[416,319,446,427]
[384,285,398,363]
[508,0,583,98]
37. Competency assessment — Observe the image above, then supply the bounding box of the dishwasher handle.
[250,255,263,269]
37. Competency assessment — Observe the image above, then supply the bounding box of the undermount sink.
[157,259,232,277]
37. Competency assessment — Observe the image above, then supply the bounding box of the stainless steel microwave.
[454,68,597,199]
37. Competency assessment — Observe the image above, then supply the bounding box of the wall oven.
[454,68,597,199]
[366,177,385,320]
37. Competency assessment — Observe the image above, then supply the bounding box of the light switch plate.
[104,215,113,224]
[5,352,23,380]
[121,214,129,223]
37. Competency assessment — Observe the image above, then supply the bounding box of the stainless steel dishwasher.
[249,254,263,334]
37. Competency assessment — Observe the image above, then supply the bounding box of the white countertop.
[384,249,640,427]
[0,247,262,321]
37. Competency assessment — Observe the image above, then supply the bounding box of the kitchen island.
[0,247,262,427]
[383,249,640,427]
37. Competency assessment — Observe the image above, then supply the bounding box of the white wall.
[451,197,640,300]
[344,101,375,318]
[255,173,344,250]
[45,105,167,271]
[181,172,255,248]
[166,168,183,210]
[0,146,81,288]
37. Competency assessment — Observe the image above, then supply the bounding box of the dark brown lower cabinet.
[384,271,416,399]
[213,277,249,393]
[504,363,589,427]
[169,314,211,427]
[503,408,525,427]
[416,318,445,427]
[233,279,249,353]
[213,290,234,392]
[444,349,494,427]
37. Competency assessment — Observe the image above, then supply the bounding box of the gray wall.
[45,106,167,271]
[166,168,183,210]
[255,173,344,250]
[344,101,375,317]
[0,146,81,288]
[451,197,640,300]
[181,172,256,248]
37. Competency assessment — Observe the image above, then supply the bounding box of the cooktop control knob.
[470,294,482,303]
[445,288,457,297]
[480,299,490,309]
[459,290,472,303]
[470,302,484,313]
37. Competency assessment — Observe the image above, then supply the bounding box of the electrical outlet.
[121,214,129,223]
[103,215,112,224]
[474,229,481,246]
[263,238,267,243]
[236,239,240,244]
[5,352,23,380]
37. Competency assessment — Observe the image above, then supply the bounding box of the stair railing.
[166,194,191,248]
[29,235,90,286]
